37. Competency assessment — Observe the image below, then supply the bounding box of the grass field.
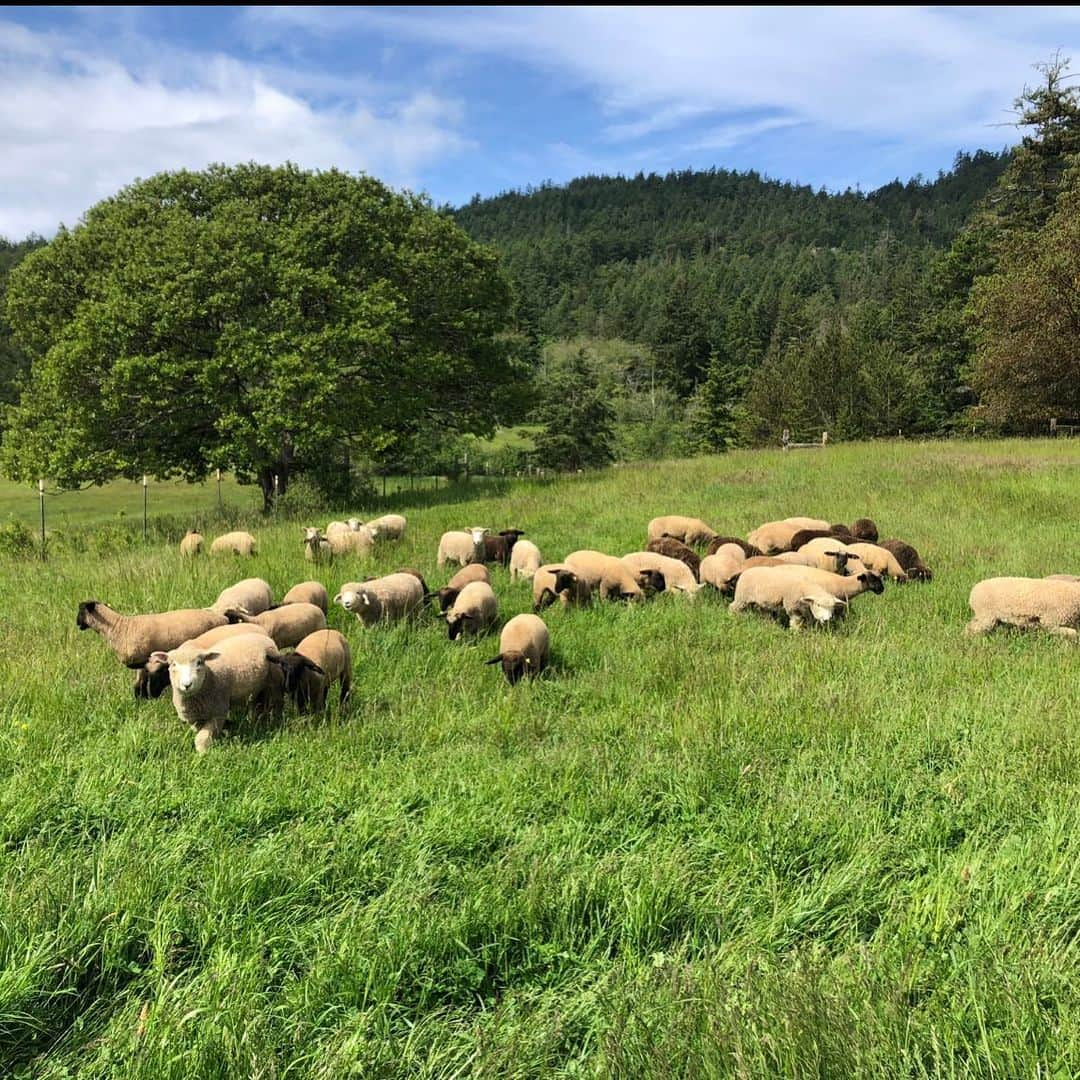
[1,439,1079,1077]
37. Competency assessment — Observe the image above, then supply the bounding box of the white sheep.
[278,628,352,711]
[486,613,549,684]
[136,625,274,699]
[699,545,747,594]
[336,573,425,626]
[280,581,329,614]
[965,577,1080,639]
[437,527,489,568]
[210,577,273,617]
[564,550,646,602]
[621,552,701,596]
[226,602,327,648]
[509,539,543,582]
[730,566,846,631]
[646,515,718,547]
[179,530,204,557]
[210,531,257,556]
[443,580,499,640]
[844,543,909,582]
[327,523,374,558]
[367,514,407,541]
[77,600,227,669]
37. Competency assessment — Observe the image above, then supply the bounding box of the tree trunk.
[258,464,290,513]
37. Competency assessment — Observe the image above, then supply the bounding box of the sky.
[2,5,1080,238]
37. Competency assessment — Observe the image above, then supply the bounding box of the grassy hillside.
[1,439,1079,1077]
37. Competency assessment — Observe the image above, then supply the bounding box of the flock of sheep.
[79,510,1078,754]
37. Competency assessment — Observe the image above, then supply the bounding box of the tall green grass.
[1,439,1079,1077]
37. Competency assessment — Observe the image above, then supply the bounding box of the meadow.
[1,438,1078,1078]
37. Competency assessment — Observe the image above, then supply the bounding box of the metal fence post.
[38,478,46,556]
[216,468,223,512]
[143,474,149,541]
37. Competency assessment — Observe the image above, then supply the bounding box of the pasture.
[1,439,1079,1078]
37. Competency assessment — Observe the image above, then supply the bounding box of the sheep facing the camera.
[303,527,333,563]
[135,625,274,700]
[437,527,489,568]
[486,613,550,684]
[484,529,527,567]
[336,573,426,626]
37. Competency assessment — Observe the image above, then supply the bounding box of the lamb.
[965,577,1080,639]
[844,543,909,582]
[336,572,425,626]
[647,515,718,548]
[706,536,762,558]
[699,545,747,595]
[278,628,352,711]
[136,625,274,699]
[443,580,499,640]
[729,567,847,631]
[646,537,701,580]
[437,527,489,568]
[149,634,291,753]
[484,528,526,567]
[209,531,257,556]
[509,539,543,582]
[226,602,327,649]
[303,527,333,563]
[367,514,407,541]
[430,564,492,612]
[850,518,879,543]
[279,581,330,614]
[485,614,550,684]
[179,530,204,557]
[879,539,933,582]
[210,578,273,616]
[621,552,701,596]
[532,564,593,610]
[564,550,645,602]
[76,601,227,669]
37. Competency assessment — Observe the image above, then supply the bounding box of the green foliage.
[2,164,522,508]
[0,235,46,437]
[688,348,742,452]
[532,348,616,470]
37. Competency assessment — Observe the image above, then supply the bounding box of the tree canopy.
[2,163,522,505]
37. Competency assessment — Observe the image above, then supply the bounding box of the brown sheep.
[646,537,701,580]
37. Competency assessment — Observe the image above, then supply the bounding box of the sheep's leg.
[193,722,221,754]
[788,613,805,632]
[338,674,351,708]
[964,616,997,636]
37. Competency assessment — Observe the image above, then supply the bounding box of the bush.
[0,516,39,557]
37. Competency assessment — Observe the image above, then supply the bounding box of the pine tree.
[690,349,741,452]
[532,348,616,471]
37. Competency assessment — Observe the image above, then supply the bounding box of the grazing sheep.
[278,628,352,711]
[443,580,499,640]
[730,567,847,631]
[647,515,718,548]
[76,601,227,669]
[879,539,933,582]
[210,577,273,617]
[327,523,374,558]
[509,539,543,582]
[367,514,407,541]
[486,614,550,684]
[699,545,747,595]
[210,531,257,557]
[773,565,885,602]
[484,528,526,567]
[303,527,333,563]
[646,537,701,580]
[136,625,274,700]
[621,552,701,596]
[226,602,327,649]
[965,577,1080,639]
[150,634,289,753]
[532,564,593,611]
[783,516,832,531]
[437,527,489,568]
[795,537,867,575]
[706,536,762,558]
[392,568,430,595]
[746,521,803,555]
[850,518,879,543]
[1047,574,1080,583]
[844,543,909,583]
[564,550,645,602]
[179,530,204,557]
[336,573,425,626]
[280,581,330,614]
[430,564,492,612]
[789,525,855,551]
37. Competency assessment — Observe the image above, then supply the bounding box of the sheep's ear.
[825,549,845,559]
[333,593,343,604]
[303,658,326,675]
[484,654,503,665]
[201,651,221,662]
[148,651,169,664]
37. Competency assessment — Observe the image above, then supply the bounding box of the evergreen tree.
[689,348,741,452]
[532,348,615,470]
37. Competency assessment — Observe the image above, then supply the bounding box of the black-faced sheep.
[844,543,909,583]
[485,614,549,684]
[443,580,499,640]
[484,528,526,567]
[278,628,352,711]
[303,527,333,563]
[430,564,492,612]
[532,564,592,610]
[621,552,701,596]
[564,550,645,602]
[879,539,933,582]
[77,601,227,669]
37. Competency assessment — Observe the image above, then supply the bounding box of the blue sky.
[2,6,1080,237]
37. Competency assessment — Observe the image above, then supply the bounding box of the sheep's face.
[467,527,488,546]
[159,648,220,695]
[859,571,886,595]
[346,518,364,531]
[636,569,665,596]
[134,658,171,700]
[76,601,99,630]
[303,527,322,542]
[335,588,361,612]
[800,596,840,624]
[910,564,933,582]
[447,614,464,640]
[553,569,579,595]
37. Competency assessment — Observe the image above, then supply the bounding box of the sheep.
[647,515,718,548]
[279,581,330,614]
[485,614,550,684]
[437,527,489,568]
[149,634,292,753]
[730,567,847,631]
[965,577,1080,639]
[706,536,762,558]
[844,543,909,583]
[769,564,885,603]
[179,530,204,557]
[1047,574,1080,583]
[136,625,274,700]
[532,564,593,611]
[430,564,492,612]
[646,537,701,580]
[76,600,227,669]
[278,628,352,711]
[367,514,407,541]
[788,525,855,550]
[564,550,646,602]
[746,521,803,555]
[210,531,257,556]
[879,539,934,582]
[303,527,333,563]
[443,580,499,640]
[794,538,867,576]
[699,545,748,595]
[484,528,526,567]
[327,523,374,558]
[783,516,832,531]
[621,552,701,596]
[336,572,425,626]
[850,518,879,543]
[392,568,430,595]
[509,539,543,582]
[226,602,327,649]
[210,577,273,617]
